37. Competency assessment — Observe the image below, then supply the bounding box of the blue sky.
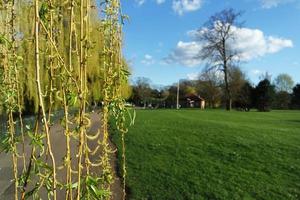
[122,0,300,86]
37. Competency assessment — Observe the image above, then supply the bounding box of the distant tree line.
[129,70,300,112]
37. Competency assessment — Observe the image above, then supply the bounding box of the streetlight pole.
[176,80,180,109]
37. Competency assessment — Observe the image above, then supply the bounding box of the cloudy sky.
[122,0,300,86]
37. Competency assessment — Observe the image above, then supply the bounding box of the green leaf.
[67,93,77,106]
[0,34,11,47]
[70,182,79,189]
[39,3,49,24]
[25,125,31,130]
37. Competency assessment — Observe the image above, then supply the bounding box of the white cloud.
[172,0,203,15]
[141,54,155,65]
[229,26,293,60]
[164,41,203,67]
[156,0,166,4]
[251,69,264,76]
[145,54,152,59]
[233,27,293,60]
[135,0,146,6]
[165,26,293,67]
[260,0,295,8]
[187,72,200,80]
[267,36,293,53]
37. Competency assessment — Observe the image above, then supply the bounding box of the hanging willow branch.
[34,0,58,199]
[0,1,26,199]
[102,1,131,200]
[1,0,131,199]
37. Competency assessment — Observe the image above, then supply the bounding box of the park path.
[0,112,123,200]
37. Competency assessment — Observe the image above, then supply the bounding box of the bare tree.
[274,73,294,93]
[198,66,222,108]
[197,8,242,110]
[259,71,272,82]
[133,77,152,108]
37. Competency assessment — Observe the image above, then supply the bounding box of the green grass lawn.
[112,109,300,200]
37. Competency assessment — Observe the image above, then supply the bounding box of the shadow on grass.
[287,120,300,123]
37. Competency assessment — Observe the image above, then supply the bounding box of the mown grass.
[112,109,300,200]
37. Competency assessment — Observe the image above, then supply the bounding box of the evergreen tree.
[235,81,254,111]
[291,84,300,109]
[255,79,275,112]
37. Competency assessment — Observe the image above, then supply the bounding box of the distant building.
[180,94,205,109]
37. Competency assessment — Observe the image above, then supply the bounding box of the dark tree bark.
[223,62,232,110]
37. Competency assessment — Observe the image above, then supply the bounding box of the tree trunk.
[224,64,232,111]
[222,37,232,111]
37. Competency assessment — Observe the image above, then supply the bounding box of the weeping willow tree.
[0,0,131,114]
[0,0,131,199]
